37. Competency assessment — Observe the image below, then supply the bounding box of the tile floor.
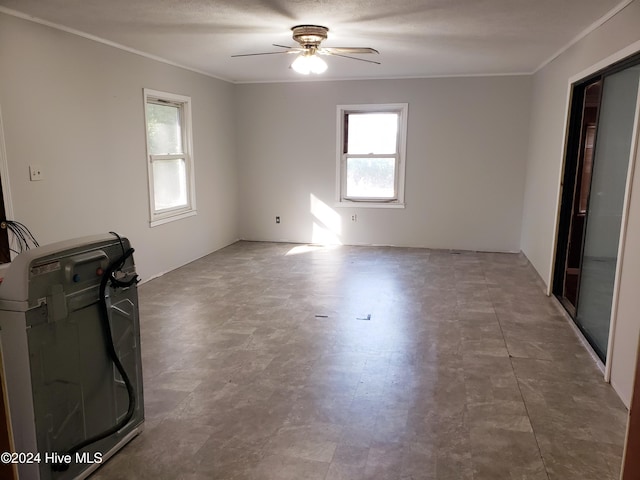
[92,241,628,480]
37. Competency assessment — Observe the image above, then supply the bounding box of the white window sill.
[150,209,197,227]
[334,202,405,209]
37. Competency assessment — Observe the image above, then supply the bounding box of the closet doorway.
[554,56,640,362]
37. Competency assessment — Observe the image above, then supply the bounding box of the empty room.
[1,1,640,479]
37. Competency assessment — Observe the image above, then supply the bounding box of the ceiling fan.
[232,25,380,75]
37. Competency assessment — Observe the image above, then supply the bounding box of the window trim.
[143,88,197,227]
[335,103,408,208]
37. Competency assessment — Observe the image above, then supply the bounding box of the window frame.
[143,88,197,227]
[335,103,408,208]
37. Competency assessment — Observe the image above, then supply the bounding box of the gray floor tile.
[90,241,627,479]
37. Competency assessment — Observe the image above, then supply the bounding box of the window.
[336,103,408,207]
[143,89,196,226]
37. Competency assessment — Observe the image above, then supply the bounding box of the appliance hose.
[52,246,139,472]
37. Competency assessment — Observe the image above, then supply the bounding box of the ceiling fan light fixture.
[309,54,328,74]
[291,55,310,74]
[291,53,327,75]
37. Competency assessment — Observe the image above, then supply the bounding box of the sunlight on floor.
[285,244,336,256]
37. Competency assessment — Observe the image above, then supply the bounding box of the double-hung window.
[143,88,196,226]
[337,103,408,207]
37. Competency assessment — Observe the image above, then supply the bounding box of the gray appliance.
[0,234,144,479]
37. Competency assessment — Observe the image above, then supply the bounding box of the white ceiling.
[0,0,630,83]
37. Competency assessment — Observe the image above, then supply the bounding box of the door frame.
[549,40,640,382]
[0,106,14,221]
[549,39,640,296]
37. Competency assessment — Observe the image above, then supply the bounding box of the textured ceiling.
[0,0,630,83]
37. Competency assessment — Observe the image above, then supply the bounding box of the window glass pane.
[153,158,187,210]
[346,157,396,198]
[146,102,183,155]
[347,113,398,154]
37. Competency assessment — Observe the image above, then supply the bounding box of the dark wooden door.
[622,338,640,479]
[557,80,602,314]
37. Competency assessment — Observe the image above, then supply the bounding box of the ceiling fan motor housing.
[292,25,329,48]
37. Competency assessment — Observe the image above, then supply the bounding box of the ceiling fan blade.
[322,47,380,55]
[272,44,299,50]
[231,51,293,57]
[324,52,381,65]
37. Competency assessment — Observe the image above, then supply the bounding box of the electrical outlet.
[351,214,357,222]
[276,216,281,224]
[29,165,44,181]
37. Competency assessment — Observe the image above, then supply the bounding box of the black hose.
[52,246,139,472]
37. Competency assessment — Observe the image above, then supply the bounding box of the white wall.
[0,13,239,281]
[237,77,531,252]
[520,1,640,407]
